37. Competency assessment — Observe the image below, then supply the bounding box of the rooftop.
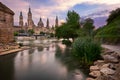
[0,2,14,15]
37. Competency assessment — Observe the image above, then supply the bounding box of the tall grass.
[72,37,101,65]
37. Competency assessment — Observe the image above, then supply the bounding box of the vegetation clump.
[62,39,72,47]
[95,8,120,44]
[18,43,23,47]
[72,37,101,65]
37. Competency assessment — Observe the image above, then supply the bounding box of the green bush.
[19,43,23,47]
[62,40,72,46]
[72,37,101,65]
[14,32,19,36]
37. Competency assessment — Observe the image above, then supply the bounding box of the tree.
[19,29,25,33]
[55,10,80,41]
[82,18,95,37]
[107,8,120,24]
[28,29,34,35]
[40,31,45,36]
[66,10,80,29]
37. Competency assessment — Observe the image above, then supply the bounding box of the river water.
[0,39,87,80]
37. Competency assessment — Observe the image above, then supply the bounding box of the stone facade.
[0,2,14,44]
[13,7,58,35]
[38,17,44,27]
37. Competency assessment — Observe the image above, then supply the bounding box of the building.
[0,2,14,44]
[14,7,58,35]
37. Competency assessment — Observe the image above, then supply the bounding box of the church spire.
[40,17,42,21]
[46,18,49,28]
[28,6,31,14]
[20,11,23,16]
[55,16,58,27]
[27,7,34,30]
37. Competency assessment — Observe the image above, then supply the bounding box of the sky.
[1,0,120,28]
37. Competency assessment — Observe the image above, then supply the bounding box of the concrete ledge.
[0,47,30,56]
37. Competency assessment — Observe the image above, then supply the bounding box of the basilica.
[14,7,59,35]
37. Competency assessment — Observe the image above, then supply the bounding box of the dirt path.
[102,44,120,54]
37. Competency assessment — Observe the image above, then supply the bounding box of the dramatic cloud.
[1,0,120,27]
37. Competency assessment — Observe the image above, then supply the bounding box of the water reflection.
[0,42,86,80]
[0,53,16,80]
[37,46,44,52]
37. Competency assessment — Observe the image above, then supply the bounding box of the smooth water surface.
[0,41,86,80]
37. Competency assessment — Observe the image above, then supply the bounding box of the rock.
[100,63,110,69]
[90,66,99,72]
[89,71,101,78]
[109,63,117,70]
[100,68,115,75]
[86,78,95,80]
[104,50,114,55]
[94,60,105,65]
[96,75,115,80]
[111,52,119,59]
[103,54,119,63]
[114,63,120,80]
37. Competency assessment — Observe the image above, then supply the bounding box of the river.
[0,39,87,80]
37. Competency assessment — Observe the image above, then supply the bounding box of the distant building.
[27,7,35,30]
[0,2,14,44]
[14,7,58,35]
[19,11,23,29]
[38,17,44,27]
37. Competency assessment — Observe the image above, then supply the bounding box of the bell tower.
[19,11,23,27]
[27,7,34,29]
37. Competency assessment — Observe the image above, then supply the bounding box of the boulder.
[89,71,101,78]
[100,63,110,69]
[109,63,117,70]
[94,60,105,65]
[110,52,120,59]
[90,66,99,72]
[100,68,115,75]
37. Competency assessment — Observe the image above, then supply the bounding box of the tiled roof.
[0,2,14,15]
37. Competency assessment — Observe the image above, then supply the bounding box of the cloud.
[53,0,120,10]
[1,0,120,27]
[1,0,29,25]
[33,0,120,25]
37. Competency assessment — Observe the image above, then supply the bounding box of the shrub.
[62,39,72,46]
[19,43,23,47]
[14,32,19,36]
[72,37,101,65]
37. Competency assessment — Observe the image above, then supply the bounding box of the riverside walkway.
[102,44,120,55]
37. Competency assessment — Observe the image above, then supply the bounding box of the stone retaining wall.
[86,49,120,80]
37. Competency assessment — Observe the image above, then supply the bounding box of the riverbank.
[0,46,30,56]
[86,46,120,80]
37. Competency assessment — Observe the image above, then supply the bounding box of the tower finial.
[55,16,58,27]
[46,18,49,28]
[20,11,22,16]
[28,6,31,13]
